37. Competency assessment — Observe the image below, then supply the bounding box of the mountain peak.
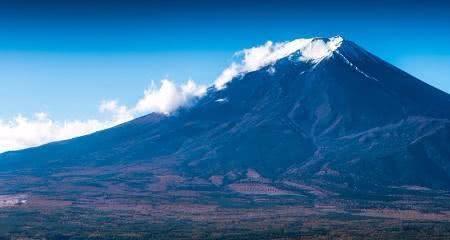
[214,36,345,89]
[304,35,344,58]
[1,36,450,194]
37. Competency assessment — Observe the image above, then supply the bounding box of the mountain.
[2,36,450,239]
[1,36,449,190]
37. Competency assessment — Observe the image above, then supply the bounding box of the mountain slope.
[1,37,450,191]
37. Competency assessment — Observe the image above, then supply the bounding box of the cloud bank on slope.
[0,79,206,153]
[0,113,109,153]
[0,36,342,153]
[214,36,343,89]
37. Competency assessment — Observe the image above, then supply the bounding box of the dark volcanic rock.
[1,37,450,191]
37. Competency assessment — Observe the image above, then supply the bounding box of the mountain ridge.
[1,37,450,190]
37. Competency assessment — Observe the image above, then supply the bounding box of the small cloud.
[34,112,48,121]
[267,65,276,75]
[134,79,206,115]
[99,100,133,124]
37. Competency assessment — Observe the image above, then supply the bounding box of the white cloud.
[0,114,110,153]
[0,36,345,153]
[99,100,134,124]
[215,63,241,90]
[134,79,206,115]
[214,36,343,89]
[0,78,206,153]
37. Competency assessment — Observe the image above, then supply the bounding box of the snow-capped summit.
[297,36,343,61]
[1,36,450,192]
[215,36,344,89]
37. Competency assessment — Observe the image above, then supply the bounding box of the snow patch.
[215,98,228,103]
[335,51,379,82]
[0,195,27,208]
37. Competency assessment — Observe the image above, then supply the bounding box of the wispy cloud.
[0,37,346,153]
[0,79,206,153]
[214,36,343,89]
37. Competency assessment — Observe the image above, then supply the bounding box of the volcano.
[1,37,450,239]
[2,36,449,189]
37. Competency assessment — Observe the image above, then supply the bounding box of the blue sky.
[1,0,450,121]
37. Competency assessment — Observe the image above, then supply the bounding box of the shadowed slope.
[1,37,449,190]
